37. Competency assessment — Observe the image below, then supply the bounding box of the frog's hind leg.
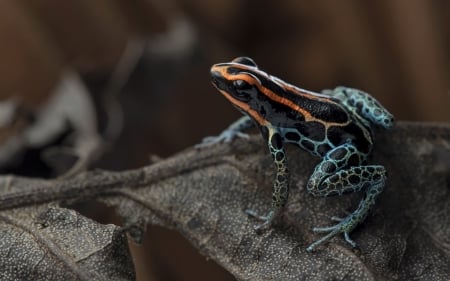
[322,86,394,129]
[306,144,387,251]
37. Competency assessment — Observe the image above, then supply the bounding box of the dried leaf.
[0,122,449,280]
[0,206,134,280]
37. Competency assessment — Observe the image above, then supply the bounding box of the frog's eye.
[232,57,258,68]
[232,80,252,101]
[233,79,251,89]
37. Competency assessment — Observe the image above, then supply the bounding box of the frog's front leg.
[246,126,289,232]
[196,116,254,148]
[306,144,386,252]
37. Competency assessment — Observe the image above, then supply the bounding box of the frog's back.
[272,83,373,156]
[256,73,351,125]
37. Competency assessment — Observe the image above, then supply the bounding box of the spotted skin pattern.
[267,128,290,208]
[245,126,290,230]
[323,86,394,128]
[201,57,394,251]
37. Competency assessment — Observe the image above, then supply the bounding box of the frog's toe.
[233,131,250,140]
[195,136,218,148]
[344,232,356,248]
[312,225,339,233]
[195,135,227,148]
[220,130,249,143]
[196,130,250,148]
[307,217,358,251]
[245,209,267,220]
[253,222,270,234]
[330,216,345,222]
[199,136,217,144]
[245,209,278,233]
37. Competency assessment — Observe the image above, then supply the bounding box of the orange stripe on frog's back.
[251,74,350,127]
[216,63,349,128]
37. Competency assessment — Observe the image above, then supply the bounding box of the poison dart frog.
[198,57,394,251]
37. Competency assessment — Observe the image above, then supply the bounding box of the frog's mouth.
[210,70,227,90]
[210,71,221,86]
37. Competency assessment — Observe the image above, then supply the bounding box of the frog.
[198,57,394,251]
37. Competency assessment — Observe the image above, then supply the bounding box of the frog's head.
[210,57,259,102]
[210,57,271,126]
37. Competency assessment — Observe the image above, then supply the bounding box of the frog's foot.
[306,215,357,252]
[195,129,250,148]
[245,209,279,233]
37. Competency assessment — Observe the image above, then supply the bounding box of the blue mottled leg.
[196,116,254,148]
[246,126,289,231]
[306,144,387,251]
[322,86,394,129]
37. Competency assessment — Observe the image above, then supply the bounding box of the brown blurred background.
[0,0,449,280]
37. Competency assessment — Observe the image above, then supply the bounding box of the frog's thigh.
[307,144,364,197]
[311,165,386,197]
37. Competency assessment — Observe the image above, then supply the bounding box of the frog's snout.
[210,69,226,91]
